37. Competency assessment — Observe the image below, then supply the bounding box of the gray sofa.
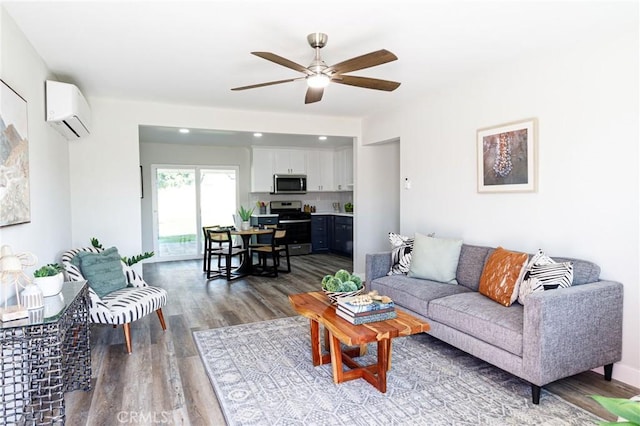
[365,243,623,404]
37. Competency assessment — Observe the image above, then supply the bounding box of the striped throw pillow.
[388,232,414,275]
[517,249,573,305]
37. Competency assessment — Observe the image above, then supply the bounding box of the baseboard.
[593,363,640,390]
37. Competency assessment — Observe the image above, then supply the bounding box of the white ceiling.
[4,1,637,146]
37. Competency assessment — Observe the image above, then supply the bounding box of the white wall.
[361,29,640,387]
[353,139,400,269]
[0,8,72,302]
[69,97,361,262]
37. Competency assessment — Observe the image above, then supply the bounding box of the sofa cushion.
[550,256,599,285]
[370,275,471,317]
[456,244,493,291]
[408,234,463,284]
[478,247,528,307]
[429,292,524,356]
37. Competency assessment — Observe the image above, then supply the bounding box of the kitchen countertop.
[311,212,354,217]
[252,212,354,217]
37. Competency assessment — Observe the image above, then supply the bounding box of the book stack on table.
[335,295,396,325]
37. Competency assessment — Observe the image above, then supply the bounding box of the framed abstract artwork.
[0,80,30,226]
[477,118,537,193]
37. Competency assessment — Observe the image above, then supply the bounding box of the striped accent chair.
[62,247,168,353]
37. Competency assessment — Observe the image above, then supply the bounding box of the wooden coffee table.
[288,291,430,393]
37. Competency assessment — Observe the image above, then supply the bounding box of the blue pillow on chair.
[74,247,128,298]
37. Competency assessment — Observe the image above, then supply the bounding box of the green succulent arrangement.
[91,237,155,266]
[237,205,255,221]
[321,269,363,292]
[33,263,63,278]
[591,395,640,425]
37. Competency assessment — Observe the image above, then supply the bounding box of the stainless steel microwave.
[272,174,307,194]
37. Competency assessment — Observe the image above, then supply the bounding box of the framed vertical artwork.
[477,118,537,193]
[0,80,30,226]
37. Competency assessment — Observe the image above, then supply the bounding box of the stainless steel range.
[270,200,311,255]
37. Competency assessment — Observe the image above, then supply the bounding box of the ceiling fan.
[231,33,401,104]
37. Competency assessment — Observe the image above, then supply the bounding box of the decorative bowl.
[323,288,363,305]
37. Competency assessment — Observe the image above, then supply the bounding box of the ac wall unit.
[45,80,91,140]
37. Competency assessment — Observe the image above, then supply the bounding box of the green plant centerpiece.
[90,238,154,266]
[33,263,65,297]
[344,202,353,213]
[591,395,640,425]
[34,263,63,278]
[321,269,364,304]
[237,206,255,230]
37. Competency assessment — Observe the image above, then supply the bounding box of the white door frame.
[151,164,239,262]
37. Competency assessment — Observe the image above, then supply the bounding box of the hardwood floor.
[65,254,638,425]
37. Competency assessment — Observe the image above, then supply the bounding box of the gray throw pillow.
[408,233,463,284]
[76,247,128,298]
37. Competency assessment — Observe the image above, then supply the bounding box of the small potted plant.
[33,263,64,297]
[238,206,255,230]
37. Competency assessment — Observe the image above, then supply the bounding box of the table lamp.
[0,245,38,321]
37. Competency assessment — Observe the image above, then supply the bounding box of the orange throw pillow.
[478,247,528,307]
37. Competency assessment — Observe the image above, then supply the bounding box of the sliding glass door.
[152,165,238,261]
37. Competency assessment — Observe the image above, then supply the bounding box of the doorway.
[151,165,239,261]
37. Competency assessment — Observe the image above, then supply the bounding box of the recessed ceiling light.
[253,133,263,137]
[318,136,327,141]
[179,128,190,134]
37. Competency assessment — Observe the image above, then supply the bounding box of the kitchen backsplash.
[250,191,353,214]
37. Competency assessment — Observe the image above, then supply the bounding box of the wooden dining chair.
[202,225,220,273]
[203,225,242,273]
[205,228,248,280]
[252,228,291,277]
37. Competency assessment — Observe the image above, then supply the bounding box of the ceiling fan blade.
[332,75,401,91]
[231,77,302,91]
[328,49,398,74]
[251,52,312,75]
[305,87,324,104]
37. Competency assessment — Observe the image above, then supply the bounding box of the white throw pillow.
[408,233,463,284]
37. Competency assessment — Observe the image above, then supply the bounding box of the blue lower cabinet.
[311,215,330,253]
[332,216,353,257]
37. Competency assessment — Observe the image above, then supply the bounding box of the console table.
[1,281,91,425]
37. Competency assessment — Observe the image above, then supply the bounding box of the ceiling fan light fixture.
[307,73,330,89]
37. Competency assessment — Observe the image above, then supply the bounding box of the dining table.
[230,227,273,274]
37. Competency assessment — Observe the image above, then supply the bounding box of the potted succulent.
[33,263,64,297]
[237,206,255,230]
[321,269,364,304]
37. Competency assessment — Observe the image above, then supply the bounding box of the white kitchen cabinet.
[251,148,275,192]
[334,146,354,191]
[306,149,335,191]
[273,148,307,174]
[252,146,352,193]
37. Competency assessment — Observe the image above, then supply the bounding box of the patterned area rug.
[193,316,601,425]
